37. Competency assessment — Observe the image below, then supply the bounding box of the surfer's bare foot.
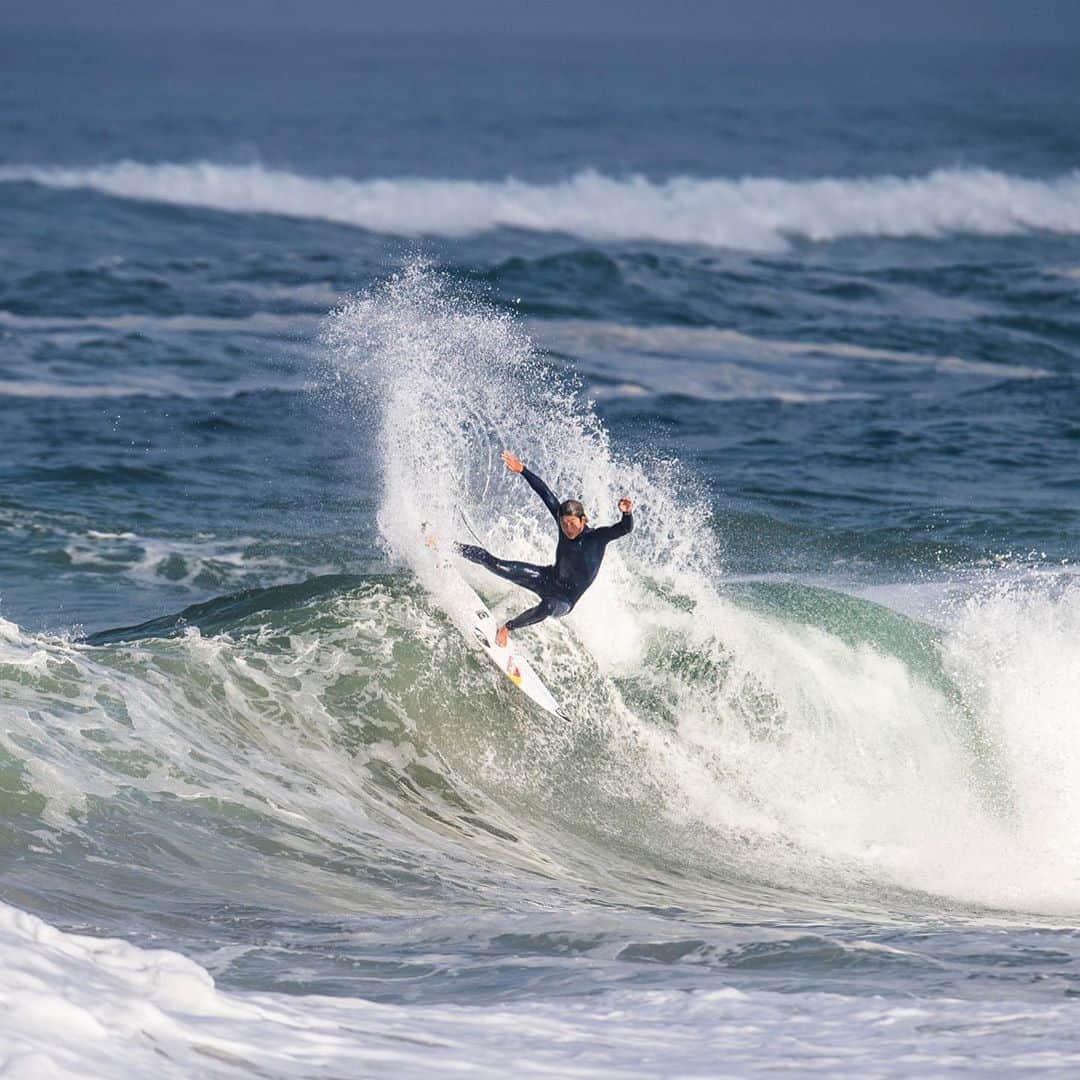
[495,624,509,648]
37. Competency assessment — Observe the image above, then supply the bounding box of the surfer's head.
[558,499,587,539]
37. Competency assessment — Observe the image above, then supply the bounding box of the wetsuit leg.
[506,596,572,632]
[456,544,550,596]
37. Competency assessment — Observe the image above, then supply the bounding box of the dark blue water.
[2,29,1080,1077]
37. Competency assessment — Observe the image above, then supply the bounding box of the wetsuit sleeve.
[590,511,634,543]
[520,466,562,520]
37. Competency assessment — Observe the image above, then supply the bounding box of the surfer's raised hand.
[618,498,634,514]
[501,451,524,473]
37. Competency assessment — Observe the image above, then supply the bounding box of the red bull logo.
[505,656,523,686]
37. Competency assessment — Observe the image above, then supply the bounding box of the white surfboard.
[420,524,569,722]
[466,592,569,721]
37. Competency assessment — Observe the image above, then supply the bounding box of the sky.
[5,0,1080,41]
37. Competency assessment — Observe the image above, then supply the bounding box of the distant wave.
[5,161,1080,251]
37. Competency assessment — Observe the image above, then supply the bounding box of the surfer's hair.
[558,499,586,518]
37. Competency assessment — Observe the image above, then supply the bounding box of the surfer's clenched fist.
[618,498,633,514]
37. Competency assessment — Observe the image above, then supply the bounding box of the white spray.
[323,264,1080,915]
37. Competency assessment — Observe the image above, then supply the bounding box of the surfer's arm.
[520,467,562,521]
[591,510,634,542]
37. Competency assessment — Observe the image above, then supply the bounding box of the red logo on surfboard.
[505,656,523,686]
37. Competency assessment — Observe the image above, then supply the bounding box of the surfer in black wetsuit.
[456,450,634,648]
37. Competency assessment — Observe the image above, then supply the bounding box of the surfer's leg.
[497,595,570,650]
[505,596,572,632]
[456,544,550,595]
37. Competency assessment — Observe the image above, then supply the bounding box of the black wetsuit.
[458,466,633,631]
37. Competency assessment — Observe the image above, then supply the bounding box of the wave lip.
[6,161,1080,250]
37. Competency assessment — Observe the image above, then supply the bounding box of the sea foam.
[3,898,1080,1078]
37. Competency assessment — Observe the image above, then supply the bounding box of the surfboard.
[421,524,569,722]
[466,592,569,721]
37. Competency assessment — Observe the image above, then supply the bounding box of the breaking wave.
[6,161,1080,251]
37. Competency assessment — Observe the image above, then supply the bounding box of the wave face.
[5,565,1080,936]
[6,162,1080,251]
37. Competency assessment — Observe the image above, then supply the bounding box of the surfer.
[457,451,634,648]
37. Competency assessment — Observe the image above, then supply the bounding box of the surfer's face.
[559,514,586,539]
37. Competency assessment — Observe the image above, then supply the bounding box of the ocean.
[2,28,1080,1076]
